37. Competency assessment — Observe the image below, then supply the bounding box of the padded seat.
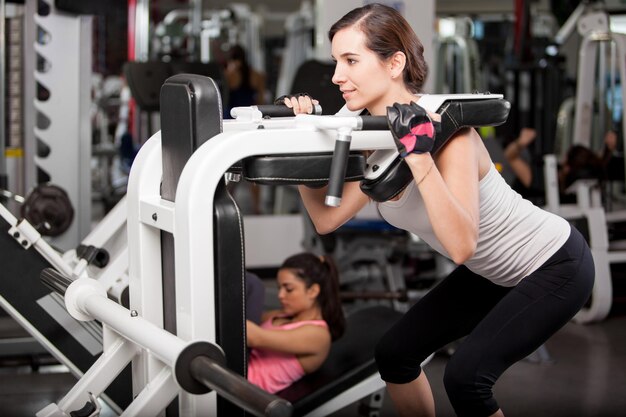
[242,152,366,187]
[277,305,402,416]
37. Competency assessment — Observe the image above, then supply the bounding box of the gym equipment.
[275,1,315,99]
[123,60,229,142]
[244,95,508,313]
[543,154,626,323]
[37,268,291,417]
[359,94,511,202]
[20,183,74,237]
[0,199,131,413]
[0,192,132,412]
[541,2,626,323]
[571,8,626,181]
[23,0,93,251]
[35,72,509,416]
[287,60,345,115]
[435,17,483,94]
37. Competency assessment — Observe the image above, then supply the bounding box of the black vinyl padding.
[213,181,247,378]
[243,153,366,186]
[160,74,246,416]
[123,61,227,112]
[290,60,344,115]
[242,98,510,198]
[55,0,125,15]
[277,306,403,416]
[361,98,512,202]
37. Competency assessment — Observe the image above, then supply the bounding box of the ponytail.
[281,253,346,340]
[317,256,345,340]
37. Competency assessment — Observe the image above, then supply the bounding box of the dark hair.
[281,253,345,341]
[563,145,605,188]
[328,3,428,94]
[228,44,251,89]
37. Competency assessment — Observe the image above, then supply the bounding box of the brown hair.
[328,3,428,94]
[281,253,345,341]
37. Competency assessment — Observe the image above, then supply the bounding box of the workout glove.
[387,102,438,157]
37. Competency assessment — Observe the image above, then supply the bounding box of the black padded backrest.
[123,61,173,112]
[213,181,247,375]
[242,153,366,186]
[160,75,245,416]
[290,60,344,115]
[278,306,402,415]
[124,61,229,112]
[171,61,230,110]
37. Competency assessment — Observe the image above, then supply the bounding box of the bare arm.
[404,129,482,264]
[289,92,368,233]
[260,310,282,323]
[246,320,331,356]
[504,128,536,188]
[298,182,370,234]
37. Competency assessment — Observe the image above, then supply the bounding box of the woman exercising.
[246,252,345,394]
[289,4,595,417]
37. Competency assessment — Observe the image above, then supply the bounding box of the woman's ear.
[307,283,321,300]
[389,51,407,79]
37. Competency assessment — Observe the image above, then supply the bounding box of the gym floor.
[0,308,625,417]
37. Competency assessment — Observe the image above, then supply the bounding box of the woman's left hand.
[274,93,320,114]
[387,102,440,157]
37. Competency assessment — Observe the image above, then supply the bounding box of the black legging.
[375,226,594,416]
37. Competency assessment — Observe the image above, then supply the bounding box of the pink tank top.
[247,315,328,393]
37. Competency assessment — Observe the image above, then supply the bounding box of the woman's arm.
[404,128,482,264]
[260,309,282,323]
[246,320,331,356]
[298,182,370,234]
[504,128,536,188]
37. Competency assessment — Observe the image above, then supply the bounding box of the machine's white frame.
[35,94,506,416]
[0,196,128,416]
[125,94,502,415]
[544,155,626,323]
[125,116,399,416]
[573,11,626,180]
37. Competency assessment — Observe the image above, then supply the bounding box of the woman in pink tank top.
[246,252,345,393]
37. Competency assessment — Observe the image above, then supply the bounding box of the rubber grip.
[325,137,351,207]
[360,116,389,130]
[255,104,322,117]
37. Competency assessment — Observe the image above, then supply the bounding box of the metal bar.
[40,267,72,296]
[134,0,149,62]
[189,356,293,417]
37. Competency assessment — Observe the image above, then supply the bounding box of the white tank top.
[378,164,571,286]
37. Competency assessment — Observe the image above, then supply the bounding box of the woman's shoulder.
[282,320,329,332]
[436,128,491,170]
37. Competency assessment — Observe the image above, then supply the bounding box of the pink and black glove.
[387,102,439,157]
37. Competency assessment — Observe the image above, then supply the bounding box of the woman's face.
[276,269,318,316]
[331,26,395,114]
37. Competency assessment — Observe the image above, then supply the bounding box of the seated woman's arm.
[246,320,331,356]
[260,309,282,323]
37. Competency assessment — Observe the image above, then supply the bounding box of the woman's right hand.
[274,93,319,115]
